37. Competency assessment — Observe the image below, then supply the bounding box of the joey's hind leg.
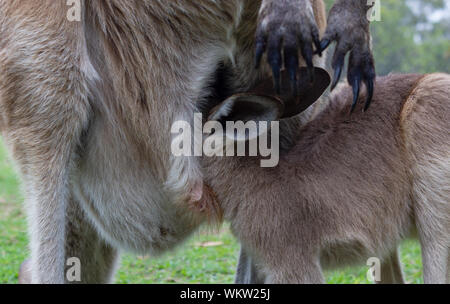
[403,74,450,284]
[378,249,404,284]
[414,172,449,284]
[64,195,119,284]
[235,247,267,284]
[416,199,448,284]
[266,255,325,284]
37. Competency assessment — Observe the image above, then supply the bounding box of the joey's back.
[205,74,428,263]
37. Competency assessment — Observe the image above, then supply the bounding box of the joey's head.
[202,67,330,167]
[208,67,330,122]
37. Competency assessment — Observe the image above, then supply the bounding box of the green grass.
[0,138,423,284]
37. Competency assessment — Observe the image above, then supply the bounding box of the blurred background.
[0,0,448,283]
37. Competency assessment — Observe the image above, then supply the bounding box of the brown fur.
[0,0,328,284]
[203,73,450,283]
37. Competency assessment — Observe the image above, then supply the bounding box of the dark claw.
[288,68,298,96]
[254,25,267,69]
[255,40,266,69]
[267,34,282,94]
[330,64,342,92]
[268,52,282,94]
[312,31,322,57]
[364,78,374,112]
[315,39,331,54]
[284,40,299,95]
[301,44,314,83]
[350,76,361,113]
[272,66,281,95]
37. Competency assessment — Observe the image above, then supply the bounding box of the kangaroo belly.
[71,117,199,255]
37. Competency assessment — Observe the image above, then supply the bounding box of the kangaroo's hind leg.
[19,194,120,284]
[401,74,450,284]
[64,193,120,283]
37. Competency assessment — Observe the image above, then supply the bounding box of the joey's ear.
[285,67,331,118]
[208,93,284,123]
[251,67,331,118]
[207,93,283,141]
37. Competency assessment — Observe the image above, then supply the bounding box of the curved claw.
[364,78,374,112]
[330,64,343,92]
[316,39,331,54]
[255,40,266,69]
[267,34,282,94]
[347,46,376,113]
[301,43,314,83]
[350,76,361,113]
[312,30,322,57]
[254,25,267,69]
[330,50,345,91]
[268,58,281,94]
[284,38,299,95]
[270,61,282,95]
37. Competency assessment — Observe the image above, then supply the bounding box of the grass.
[0,138,423,284]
